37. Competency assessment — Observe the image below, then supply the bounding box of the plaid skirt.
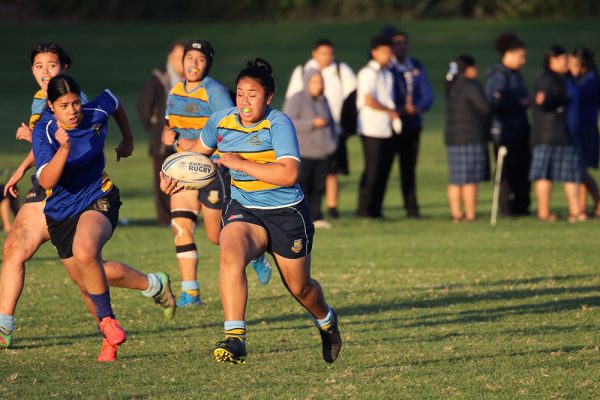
[447,142,490,184]
[529,144,583,183]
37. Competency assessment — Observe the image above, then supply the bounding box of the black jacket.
[484,62,530,145]
[531,70,569,146]
[444,76,491,145]
[136,67,170,156]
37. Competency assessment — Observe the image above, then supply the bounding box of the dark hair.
[494,33,525,55]
[168,40,187,53]
[370,34,393,51]
[235,58,275,95]
[47,74,81,103]
[313,38,334,50]
[381,25,408,41]
[445,54,476,95]
[572,46,597,73]
[544,45,566,70]
[30,42,72,68]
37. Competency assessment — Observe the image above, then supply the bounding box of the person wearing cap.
[356,35,400,219]
[137,40,185,227]
[161,40,273,308]
[285,39,357,220]
[383,27,434,219]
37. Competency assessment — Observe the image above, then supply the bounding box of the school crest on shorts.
[93,198,110,212]
[291,239,303,254]
[207,190,219,204]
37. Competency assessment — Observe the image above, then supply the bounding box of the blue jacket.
[390,57,434,130]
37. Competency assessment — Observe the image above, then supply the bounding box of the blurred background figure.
[530,46,584,222]
[383,26,434,218]
[484,33,531,217]
[569,47,600,217]
[356,35,399,218]
[444,55,491,222]
[137,40,186,226]
[284,69,337,229]
[285,39,356,219]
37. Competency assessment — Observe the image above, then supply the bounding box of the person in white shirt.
[356,35,400,218]
[285,39,356,219]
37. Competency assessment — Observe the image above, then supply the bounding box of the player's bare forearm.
[112,102,134,143]
[18,150,36,173]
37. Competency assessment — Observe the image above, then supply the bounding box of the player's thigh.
[202,206,222,245]
[272,253,312,292]
[72,211,113,264]
[170,190,201,213]
[220,222,269,265]
[2,202,49,260]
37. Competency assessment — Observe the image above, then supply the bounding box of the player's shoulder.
[33,109,55,135]
[203,76,227,90]
[210,106,237,125]
[169,80,185,96]
[266,108,294,130]
[83,90,118,113]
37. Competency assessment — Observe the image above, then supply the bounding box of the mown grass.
[1,19,600,399]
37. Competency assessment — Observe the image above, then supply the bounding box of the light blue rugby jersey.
[165,76,233,140]
[201,106,304,209]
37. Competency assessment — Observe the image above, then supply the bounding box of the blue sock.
[0,314,15,333]
[88,290,114,320]
[314,305,333,331]
[224,320,246,341]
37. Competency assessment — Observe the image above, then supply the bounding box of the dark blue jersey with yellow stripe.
[32,90,118,220]
[201,107,304,209]
[165,77,233,140]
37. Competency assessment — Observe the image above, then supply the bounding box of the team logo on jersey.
[93,198,110,212]
[291,239,303,254]
[248,133,262,146]
[207,190,220,204]
[92,123,103,136]
[185,103,201,114]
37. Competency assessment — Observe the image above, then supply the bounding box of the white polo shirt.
[356,60,396,138]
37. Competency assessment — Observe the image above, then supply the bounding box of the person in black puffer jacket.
[484,33,531,217]
[530,45,585,222]
[444,55,491,222]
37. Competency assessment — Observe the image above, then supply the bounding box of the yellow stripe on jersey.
[170,84,208,102]
[231,178,279,192]
[29,114,41,129]
[34,90,45,100]
[168,115,209,129]
[217,114,271,133]
[101,172,113,192]
[236,149,277,164]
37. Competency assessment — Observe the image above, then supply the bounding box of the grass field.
[1,19,600,399]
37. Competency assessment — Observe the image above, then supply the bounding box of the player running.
[161,40,272,308]
[0,44,175,361]
[161,58,341,364]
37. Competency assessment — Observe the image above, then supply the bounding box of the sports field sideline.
[1,19,600,399]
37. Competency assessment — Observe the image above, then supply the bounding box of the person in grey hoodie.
[283,69,337,227]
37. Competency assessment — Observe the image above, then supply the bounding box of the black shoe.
[213,337,246,364]
[319,310,341,363]
[328,207,339,219]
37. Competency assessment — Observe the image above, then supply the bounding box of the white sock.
[141,273,162,298]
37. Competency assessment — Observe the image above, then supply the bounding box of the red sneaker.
[97,338,118,362]
[99,317,127,346]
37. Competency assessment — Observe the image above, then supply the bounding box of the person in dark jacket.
[484,33,531,217]
[569,47,600,217]
[284,69,337,228]
[530,46,585,222]
[444,55,491,222]
[382,26,434,218]
[136,40,185,226]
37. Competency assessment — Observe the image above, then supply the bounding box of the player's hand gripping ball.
[161,151,217,190]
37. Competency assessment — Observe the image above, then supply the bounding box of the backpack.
[340,89,358,137]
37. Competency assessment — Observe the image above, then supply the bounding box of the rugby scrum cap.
[183,40,215,60]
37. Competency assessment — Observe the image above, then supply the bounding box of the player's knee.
[72,243,99,267]
[288,280,312,300]
[2,235,31,264]
[171,211,197,244]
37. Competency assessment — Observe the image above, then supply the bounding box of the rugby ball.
[161,151,217,190]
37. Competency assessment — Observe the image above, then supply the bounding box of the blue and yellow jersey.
[29,89,89,129]
[165,77,233,140]
[32,90,118,220]
[201,107,304,209]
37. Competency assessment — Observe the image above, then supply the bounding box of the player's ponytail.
[236,58,276,95]
[31,43,72,69]
[47,74,81,103]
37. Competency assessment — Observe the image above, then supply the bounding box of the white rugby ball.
[161,151,217,190]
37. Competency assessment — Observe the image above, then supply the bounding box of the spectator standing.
[444,55,491,222]
[484,33,532,217]
[383,27,434,218]
[285,39,356,219]
[137,40,185,226]
[569,47,600,217]
[530,46,584,222]
[356,35,400,218]
[284,69,337,228]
